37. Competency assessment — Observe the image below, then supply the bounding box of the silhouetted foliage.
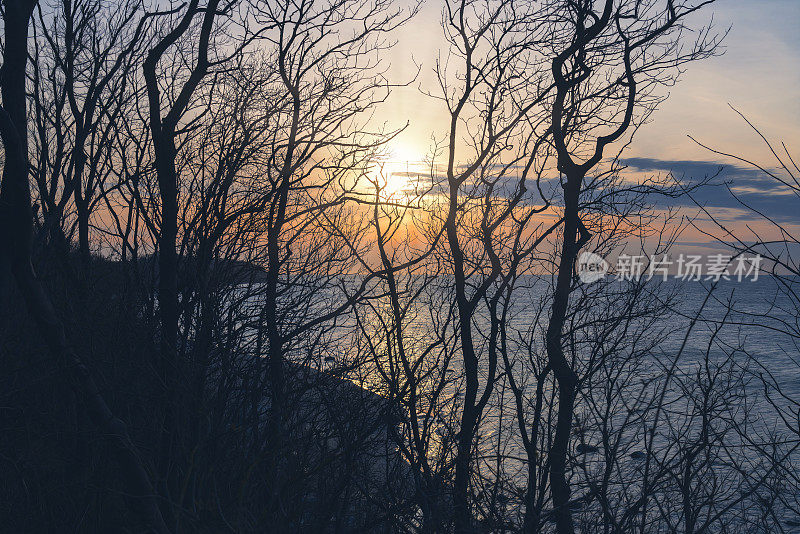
[0,1,796,533]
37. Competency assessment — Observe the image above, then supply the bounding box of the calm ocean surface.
[313,274,800,404]
[503,275,800,400]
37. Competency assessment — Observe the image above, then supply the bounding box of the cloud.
[403,166,562,204]
[622,157,800,222]
[387,156,800,225]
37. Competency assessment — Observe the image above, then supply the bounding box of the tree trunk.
[545,171,583,534]
[0,2,168,532]
[76,195,90,268]
[153,128,181,527]
[447,179,479,534]
[73,139,90,272]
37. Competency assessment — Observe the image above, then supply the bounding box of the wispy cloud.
[622,157,800,222]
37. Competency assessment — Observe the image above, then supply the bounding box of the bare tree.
[141,0,261,522]
[6,0,798,532]
[531,2,721,531]
[0,0,168,531]
[685,107,800,530]
[432,1,559,528]
[29,0,148,271]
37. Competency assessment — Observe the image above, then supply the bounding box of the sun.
[372,142,425,199]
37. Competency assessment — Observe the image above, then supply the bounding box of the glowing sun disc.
[374,143,424,198]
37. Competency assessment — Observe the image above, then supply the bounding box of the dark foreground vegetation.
[0,0,798,532]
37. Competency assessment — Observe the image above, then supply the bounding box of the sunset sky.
[373,0,800,257]
[382,0,800,163]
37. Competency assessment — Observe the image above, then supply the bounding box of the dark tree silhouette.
[0,0,168,531]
